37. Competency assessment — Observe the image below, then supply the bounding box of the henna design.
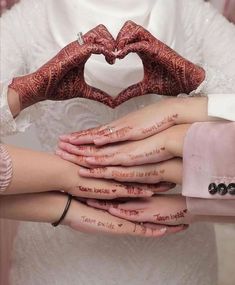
[9,25,116,109]
[115,21,205,105]
[9,21,204,110]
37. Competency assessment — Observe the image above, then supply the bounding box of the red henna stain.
[9,21,204,110]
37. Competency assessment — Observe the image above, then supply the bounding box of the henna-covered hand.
[9,24,116,109]
[87,195,194,226]
[114,20,205,104]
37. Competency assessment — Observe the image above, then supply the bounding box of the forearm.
[7,87,21,117]
[3,145,78,195]
[0,192,67,223]
[175,97,219,125]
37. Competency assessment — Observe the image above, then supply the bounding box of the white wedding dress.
[1,0,235,284]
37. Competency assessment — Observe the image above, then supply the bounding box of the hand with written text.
[86,195,194,226]
[59,97,210,146]
[57,124,189,170]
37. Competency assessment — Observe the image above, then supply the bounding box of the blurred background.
[1,1,235,284]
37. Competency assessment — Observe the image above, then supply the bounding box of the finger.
[93,126,134,146]
[59,126,104,145]
[117,41,150,60]
[109,207,147,222]
[58,142,102,157]
[144,223,188,235]
[82,84,114,107]
[86,199,119,210]
[78,159,183,184]
[55,149,90,167]
[113,81,147,108]
[116,21,152,50]
[83,24,116,51]
[74,180,153,200]
[86,44,116,64]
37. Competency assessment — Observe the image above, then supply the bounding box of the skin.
[2,145,156,199]
[8,21,206,110]
[9,24,116,109]
[0,192,185,237]
[59,97,212,146]
[112,21,205,105]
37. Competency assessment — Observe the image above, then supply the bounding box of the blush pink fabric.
[182,122,235,215]
[223,0,235,23]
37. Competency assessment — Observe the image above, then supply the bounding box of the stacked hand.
[9,21,205,110]
[57,97,210,229]
[6,21,208,237]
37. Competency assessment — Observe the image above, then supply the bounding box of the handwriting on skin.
[77,186,110,195]
[81,216,117,230]
[112,169,165,179]
[153,209,187,223]
[130,147,166,160]
[142,114,178,136]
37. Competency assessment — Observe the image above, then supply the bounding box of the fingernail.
[159,227,167,234]
[55,149,63,156]
[78,168,90,176]
[59,135,70,141]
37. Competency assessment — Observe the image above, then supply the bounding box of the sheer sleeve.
[182,0,235,120]
[0,1,39,137]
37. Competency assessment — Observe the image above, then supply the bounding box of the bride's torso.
[10,1,217,284]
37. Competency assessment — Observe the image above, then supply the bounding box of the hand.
[87,195,194,226]
[113,20,205,104]
[67,197,184,236]
[65,170,157,199]
[0,192,179,237]
[9,24,116,109]
[59,97,209,146]
[57,124,189,167]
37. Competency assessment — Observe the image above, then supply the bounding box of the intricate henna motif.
[9,21,205,110]
[114,21,205,105]
[9,25,116,109]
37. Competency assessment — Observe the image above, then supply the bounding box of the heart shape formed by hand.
[81,20,205,108]
[84,52,145,109]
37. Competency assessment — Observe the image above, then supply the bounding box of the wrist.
[56,156,80,193]
[7,87,21,117]
[174,97,209,125]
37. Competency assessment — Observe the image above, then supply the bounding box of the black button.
[208,183,217,195]
[217,183,228,195]
[228,183,235,195]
